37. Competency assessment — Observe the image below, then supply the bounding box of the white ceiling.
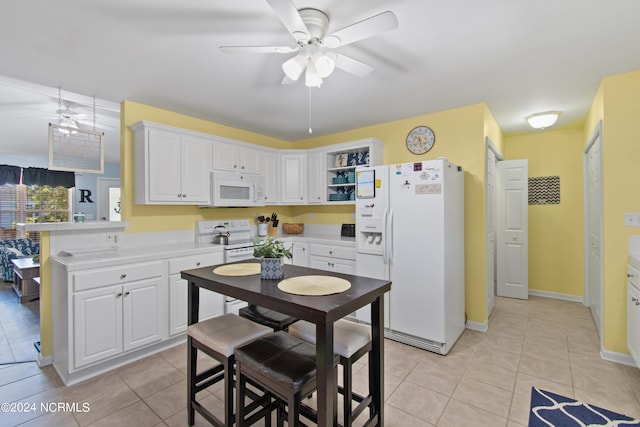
[1,0,640,165]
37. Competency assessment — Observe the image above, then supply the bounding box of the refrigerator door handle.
[388,208,394,263]
[382,208,389,264]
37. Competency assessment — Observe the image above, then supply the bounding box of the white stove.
[196,219,256,261]
[195,219,256,313]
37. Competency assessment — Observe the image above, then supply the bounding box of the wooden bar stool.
[288,318,373,426]
[187,313,273,427]
[238,304,299,331]
[235,331,338,426]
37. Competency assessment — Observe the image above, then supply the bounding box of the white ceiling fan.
[48,95,113,132]
[220,0,398,87]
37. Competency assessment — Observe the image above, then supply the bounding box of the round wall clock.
[406,126,435,154]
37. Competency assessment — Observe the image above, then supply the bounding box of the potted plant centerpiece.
[253,236,292,279]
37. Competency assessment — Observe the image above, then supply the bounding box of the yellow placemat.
[213,263,260,276]
[277,275,351,296]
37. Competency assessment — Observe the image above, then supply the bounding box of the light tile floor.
[2,294,640,426]
[0,281,40,364]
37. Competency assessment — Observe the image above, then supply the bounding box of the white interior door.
[486,147,497,315]
[497,160,528,299]
[585,130,603,335]
[97,177,121,221]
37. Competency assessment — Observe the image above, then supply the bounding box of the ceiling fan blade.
[334,53,374,77]
[281,75,297,85]
[76,120,114,130]
[220,45,298,54]
[265,0,310,41]
[324,11,398,48]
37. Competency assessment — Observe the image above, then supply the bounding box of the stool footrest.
[194,365,224,393]
[191,400,224,427]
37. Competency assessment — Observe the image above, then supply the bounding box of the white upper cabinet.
[212,139,263,174]
[131,121,211,205]
[307,150,325,204]
[262,150,281,204]
[281,152,307,204]
[132,120,384,206]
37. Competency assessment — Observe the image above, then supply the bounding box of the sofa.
[0,238,40,282]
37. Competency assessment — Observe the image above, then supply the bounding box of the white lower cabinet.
[292,242,309,267]
[168,252,224,336]
[71,261,166,369]
[627,263,640,367]
[308,244,356,274]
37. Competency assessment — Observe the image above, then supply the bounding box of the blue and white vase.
[260,257,285,279]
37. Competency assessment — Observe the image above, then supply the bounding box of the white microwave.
[207,171,265,207]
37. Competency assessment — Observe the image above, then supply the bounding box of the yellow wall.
[120,101,297,231]
[120,101,491,325]
[504,128,585,297]
[597,70,640,353]
[295,103,491,324]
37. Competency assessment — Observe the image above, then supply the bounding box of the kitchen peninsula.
[182,262,391,427]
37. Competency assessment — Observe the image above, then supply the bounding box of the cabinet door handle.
[241,165,245,169]
[182,194,187,198]
[116,292,123,297]
[124,291,130,296]
[196,262,201,266]
[120,274,127,279]
[633,297,638,302]
[329,250,333,255]
[628,273,635,278]
[177,194,181,198]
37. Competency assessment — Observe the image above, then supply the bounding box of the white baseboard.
[465,320,488,332]
[37,352,53,367]
[600,347,636,367]
[528,289,584,303]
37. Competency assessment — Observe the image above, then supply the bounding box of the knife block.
[268,224,278,236]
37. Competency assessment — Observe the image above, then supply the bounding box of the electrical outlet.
[625,213,640,227]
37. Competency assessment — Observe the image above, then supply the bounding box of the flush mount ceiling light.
[526,111,560,129]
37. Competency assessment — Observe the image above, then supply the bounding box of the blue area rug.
[529,387,640,426]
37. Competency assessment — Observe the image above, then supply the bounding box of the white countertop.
[277,232,356,246]
[52,241,225,271]
[17,221,128,232]
[51,233,355,271]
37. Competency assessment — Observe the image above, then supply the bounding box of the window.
[0,184,73,242]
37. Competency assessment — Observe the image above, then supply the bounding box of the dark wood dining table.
[182,261,391,427]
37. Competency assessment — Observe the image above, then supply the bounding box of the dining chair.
[288,318,373,426]
[187,313,273,426]
[235,330,338,426]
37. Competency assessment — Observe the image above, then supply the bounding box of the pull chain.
[308,87,312,134]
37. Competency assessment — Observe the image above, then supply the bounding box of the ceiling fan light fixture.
[313,52,336,78]
[305,61,323,87]
[526,111,560,129]
[57,117,79,135]
[282,55,308,81]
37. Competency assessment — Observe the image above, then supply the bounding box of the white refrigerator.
[355,158,465,355]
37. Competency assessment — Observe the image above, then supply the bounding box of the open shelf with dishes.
[324,139,383,204]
